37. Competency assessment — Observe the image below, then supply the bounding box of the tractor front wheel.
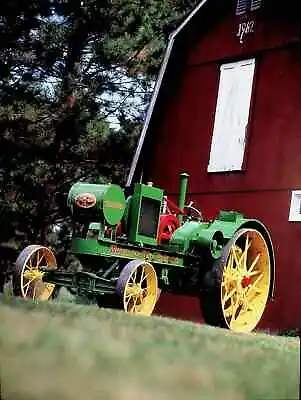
[116,259,159,316]
[13,245,58,301]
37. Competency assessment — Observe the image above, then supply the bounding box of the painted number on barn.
[237,20,255,44]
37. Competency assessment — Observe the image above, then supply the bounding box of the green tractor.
[12,173,275,333]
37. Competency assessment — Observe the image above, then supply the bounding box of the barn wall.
[152,46,301,194]
[147,6,301,331]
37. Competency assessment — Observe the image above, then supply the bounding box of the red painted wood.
[187,10,301,67]
[144,6,301,332]
[151,47,301,195]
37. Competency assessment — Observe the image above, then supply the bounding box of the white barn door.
[207,58,256,173]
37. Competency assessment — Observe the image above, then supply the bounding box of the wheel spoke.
[232,246,240,266]
[36,251,41,268]
[228,252,234,269]
[38,254,45,269]
[222,287,236,307]
[248,285,263,296]
[224,291,236,314]
[133,268,138,282]
[25,281,33,296]
[247,270,261,277]
[229,296,240,325]
[242,235,251,272]
[129,269,138,284]
[248,254,261,274]
[139,267,145,285]
[24,263,32,271]
[234,248,245,274]
[126,295,133,307]
[131,296,139,312]
[245,274,264,301]
[247,273,263,292]
[125,284,134,297]
[23,278,36,289]
[140,272,151,285]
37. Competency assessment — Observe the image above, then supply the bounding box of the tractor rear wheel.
[13,245,57,301]
[199,228,273,333]
[116,259,159,316]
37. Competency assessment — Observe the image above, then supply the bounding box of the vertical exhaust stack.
[178,172,189,223]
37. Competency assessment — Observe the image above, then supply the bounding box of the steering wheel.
[184,201,203,221]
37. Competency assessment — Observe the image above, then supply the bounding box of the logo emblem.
[75,193,96,209]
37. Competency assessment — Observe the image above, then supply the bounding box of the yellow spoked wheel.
[13,245,57,301]
[200,227,274,333]
[116,259,158,316]
[221,229,271,332]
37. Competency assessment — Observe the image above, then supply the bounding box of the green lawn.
[0,292,299,400]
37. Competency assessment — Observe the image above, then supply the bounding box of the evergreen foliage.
[0,0,198,280]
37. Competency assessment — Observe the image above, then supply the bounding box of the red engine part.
[157,214,180,244]
[104,222,123,237]
[165,197,187,216]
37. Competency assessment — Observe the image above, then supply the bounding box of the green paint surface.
[102,184,126,225]
[128,183,164,246]
[71,238,185,267]
[67,182,126,225]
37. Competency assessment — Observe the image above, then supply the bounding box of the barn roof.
[126,0,210,186]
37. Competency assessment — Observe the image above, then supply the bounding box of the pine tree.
[0,0,198,280]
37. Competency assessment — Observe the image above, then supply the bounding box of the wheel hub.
[241,276,251,288]
[23,270,44,281]
[126,283,145,298]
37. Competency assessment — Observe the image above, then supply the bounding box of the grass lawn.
[0,292,299,400]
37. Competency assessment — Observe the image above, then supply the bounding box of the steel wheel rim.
[123,262,158,316]
[20,247,57,301]
[221,229,271,333]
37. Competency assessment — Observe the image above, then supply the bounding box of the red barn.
[126,0,301,332]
